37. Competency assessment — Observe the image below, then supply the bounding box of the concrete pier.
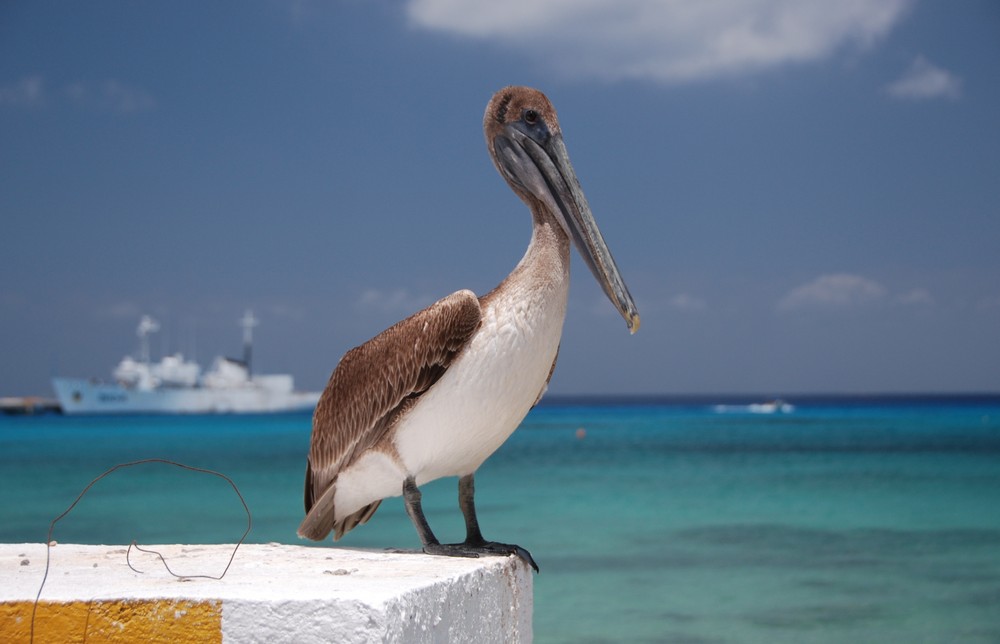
[1,543,532,643]
[0,397,60,415]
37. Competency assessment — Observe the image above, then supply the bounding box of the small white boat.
[713,399,795,414]
[746,399,795,414]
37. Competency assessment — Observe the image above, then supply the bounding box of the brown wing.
[298,289,482,541]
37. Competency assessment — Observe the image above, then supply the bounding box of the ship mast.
[137,315,160,368]
[240,310,258,379]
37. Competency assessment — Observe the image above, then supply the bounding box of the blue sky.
[2,0,998,396]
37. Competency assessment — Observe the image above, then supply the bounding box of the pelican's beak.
[494,127,640,333]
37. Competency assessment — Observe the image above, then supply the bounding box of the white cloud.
[894,288,934,306]
[668,293,707,312]
[886,56,962,100]
[65,79,156,113]
[0,76,44,107]
[356,288,435,315]
[1,77,155,113]
[96,301,144,320]
[266,303,307,321]
[406,0,911,83]
[778,273,886,312]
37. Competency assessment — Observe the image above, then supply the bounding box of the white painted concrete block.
[1,543,532,643]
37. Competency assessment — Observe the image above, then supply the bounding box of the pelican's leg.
[403,476,451,552]
[458,473,539,572]
[402,475,538,573]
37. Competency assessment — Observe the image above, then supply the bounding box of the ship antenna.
[240,310,258,379]
[137,315,160,367]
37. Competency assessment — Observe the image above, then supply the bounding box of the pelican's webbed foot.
[402,474,540,573]
[423,540,539,573]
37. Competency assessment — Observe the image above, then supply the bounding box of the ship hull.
[52,378,320,415]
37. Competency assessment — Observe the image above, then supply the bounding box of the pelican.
[298,86,639,572]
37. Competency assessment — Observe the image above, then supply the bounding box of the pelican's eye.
[523,109,539,125]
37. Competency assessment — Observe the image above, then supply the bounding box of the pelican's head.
[484,86,640,334]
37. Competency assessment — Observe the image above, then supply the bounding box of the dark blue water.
[3,396,999,642]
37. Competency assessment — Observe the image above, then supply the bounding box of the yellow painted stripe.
[0,599,221,643]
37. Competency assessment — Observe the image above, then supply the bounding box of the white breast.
[395,271,568,484]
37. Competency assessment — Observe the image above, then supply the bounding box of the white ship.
[52,312,321,415]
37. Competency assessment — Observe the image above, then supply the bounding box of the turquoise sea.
[2,396,999,643]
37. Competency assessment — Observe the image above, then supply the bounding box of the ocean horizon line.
[539,391,1000,407]
[3,390,999,419]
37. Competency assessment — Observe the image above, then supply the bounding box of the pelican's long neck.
[522,206,570,275]
[483,204,571,309]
